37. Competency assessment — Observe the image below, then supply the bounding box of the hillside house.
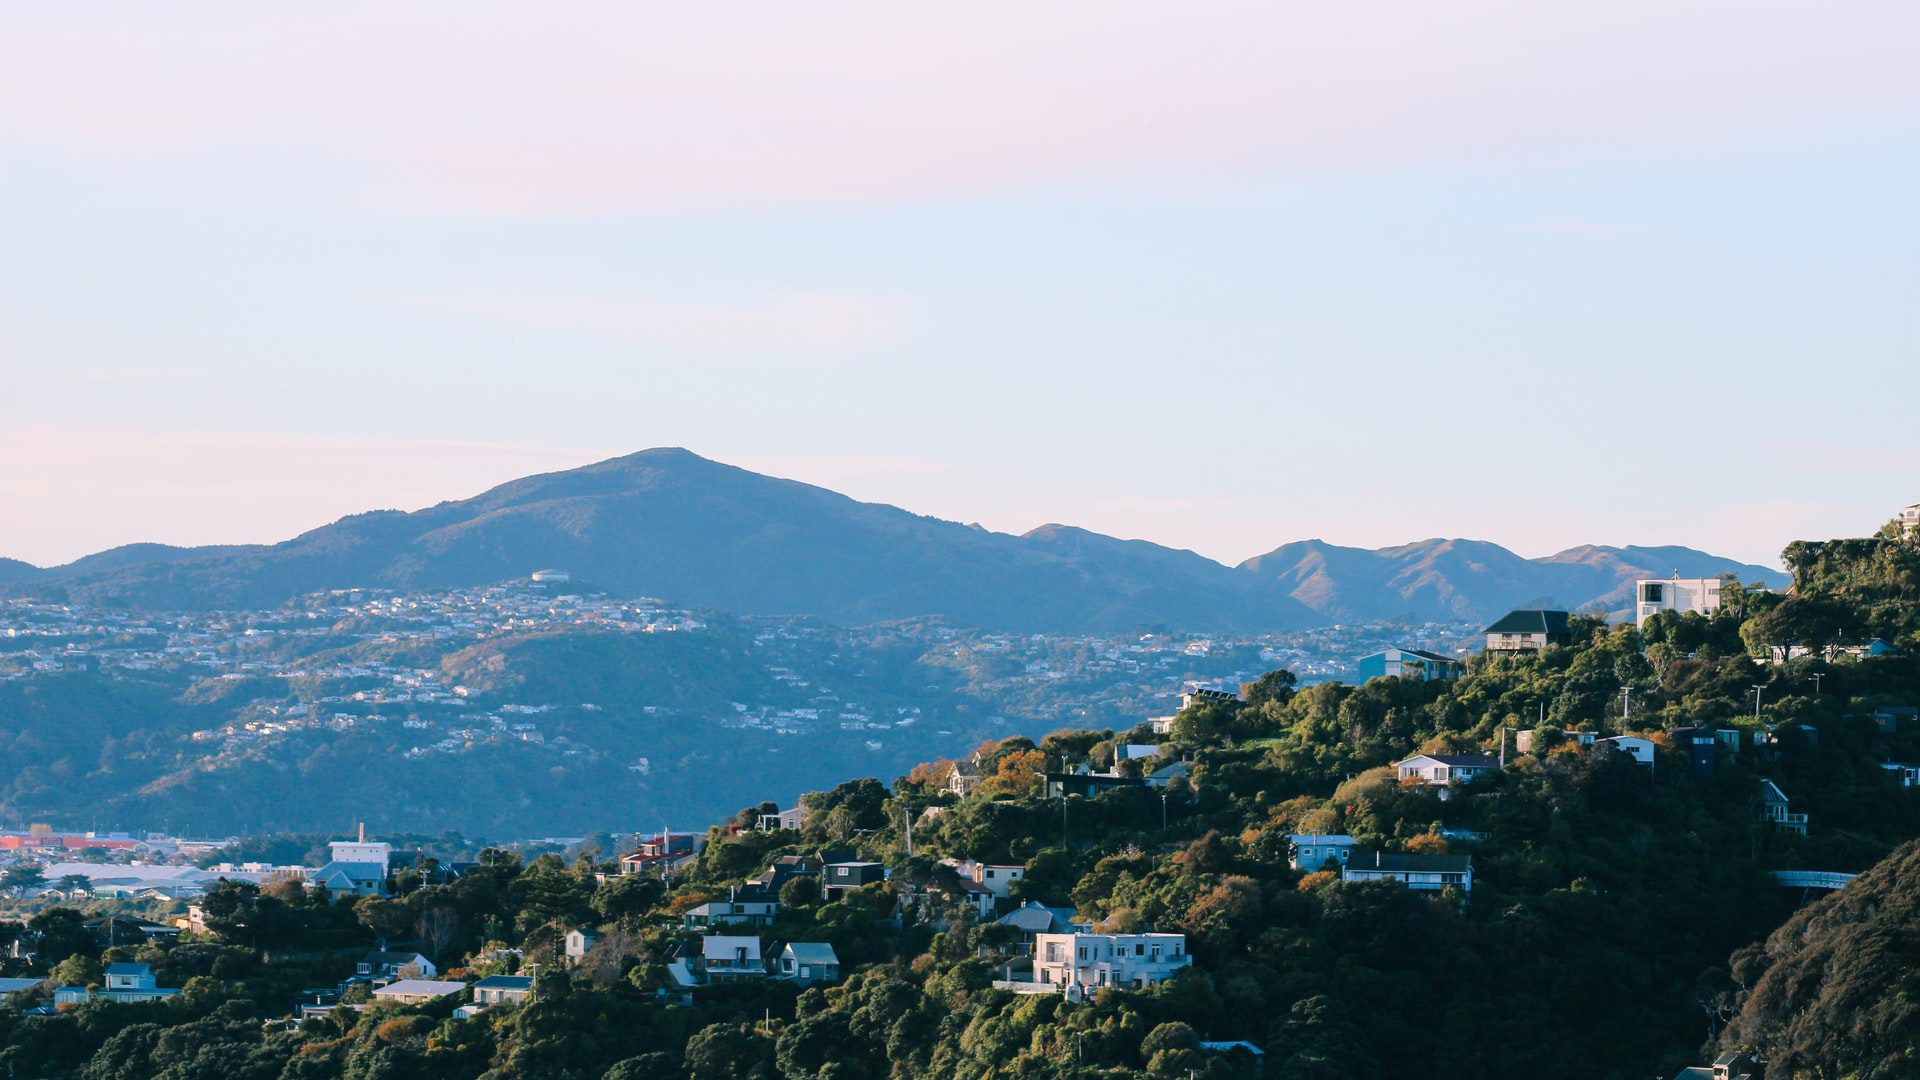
[309,831,391,898]
[774,942,840,986]
[357,950,436,979]
[564,928,602,959]
[469,975,534,1009]
[1483,610,1574,653]
[1759,779,1808,835]
[1635,576,1728,626]
[1394,753,1499,789]
[698,935,765,983]
[97,963,180,1003]
[1342,850,1473,893]
[755,807,810,831]
[1882,762,1920,787]
[821,862,888,900]
[0,977,46,1007]
[1355,648,1465,682]
[372,979,468,1005]
[1032,932,1192,997]
[682,899,780,930]
[1288,834,1358,871]
[1594,736,1656,766]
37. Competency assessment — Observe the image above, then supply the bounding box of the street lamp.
[1811,672,1825,695]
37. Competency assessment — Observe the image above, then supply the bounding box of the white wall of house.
[1032,933,1191,991]
[1634,577,1726,626]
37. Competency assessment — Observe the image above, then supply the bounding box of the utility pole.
[1751,685,1765,719]
[1160,792,1168,831]
[1621,687,1634,721]
[904,808,913,857]
[1812,672,1825,695]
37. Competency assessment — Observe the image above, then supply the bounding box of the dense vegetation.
[0,527,1916,1077]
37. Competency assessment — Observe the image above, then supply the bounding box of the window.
[1135,943,1145,956]
[1642,583,1664,603]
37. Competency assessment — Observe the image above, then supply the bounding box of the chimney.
[358,822,366,843]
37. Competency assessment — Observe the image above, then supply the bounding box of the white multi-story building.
[1900,503,1920,538]
[1033,932,1191,995]
[1635,576,1728,626]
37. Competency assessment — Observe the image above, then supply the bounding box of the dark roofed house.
[1342,850,1473,893]
[1483,609,1574,653]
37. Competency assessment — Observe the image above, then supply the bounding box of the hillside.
[1719,839,1920,1076]
[11,450,1318,634]
[1239,537,1788,622]
[7,448,1783,633]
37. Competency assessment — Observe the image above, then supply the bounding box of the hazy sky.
[4,3,1916,570]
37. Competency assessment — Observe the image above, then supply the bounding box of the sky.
[2,2,1916,571]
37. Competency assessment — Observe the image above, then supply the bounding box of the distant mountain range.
[4,448,1787,630]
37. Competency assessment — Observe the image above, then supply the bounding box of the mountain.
[0,557,42,585]
[14,449,1319,634]
[1238,537,1788,623]
[6,448,1787,631]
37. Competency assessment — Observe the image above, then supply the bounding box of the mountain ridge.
[5,448,1788,628]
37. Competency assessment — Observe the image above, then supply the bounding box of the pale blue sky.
[3,3,1916,569]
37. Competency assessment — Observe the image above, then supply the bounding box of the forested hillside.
[0,526,1915,1078]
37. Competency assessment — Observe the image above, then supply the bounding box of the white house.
[1482,609,1574,653]
[682,900,780,930]
[1900,503,1920,538]
[309,828,391,898]
[946,859,1025,900]
[1595,736,1656,766]
[774,942,840,985]
[564,928,602,959]
[1882,762,1920,787]
[97,963,180,1003]
[1033,932,1191,996]
[357,950,436,979]
[372,979,468,1005]
[1394,753,1499,788]
[464,974,534,1014]
[699,935,765,983]
[1635,576,1729,626]
[755,807,810,831]
[1287,834,1358,871]
[1342,850,1472,893]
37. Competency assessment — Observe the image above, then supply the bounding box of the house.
[1354,648,1465,682]
[1046,766,1148,799]
[946,757,986,798]
[619,832,699,875]
[564,927,602,959]
[308,830,392,898]
[682,899,780,931]
[0,977,46,1007]
[746,855,821,892]
[820,861,888,900]
[372,979,468,1005]
[1342,850,1473,893]
[997,902,1088,948]
[948,859,1025,900]
[1144,760,1192,789]
[1482,609,1574,653]
[468,974,534,1009]
[1032,932,1192,997]
[1635,575,1729,626]
[1394,753,1499,788]
[357,950,437,979]
[774,942,840,985]
[1759,779,1807,835]
[1287,834,1358,872]
[755,807,810,831]
[98,962,181,1002]
[1594,736,1656,766]
[1900,503,1920,538]
[1882,761,1920,787]
[698,935,765,983]
[54,986,91,1005]
[1114,743,1163,763]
